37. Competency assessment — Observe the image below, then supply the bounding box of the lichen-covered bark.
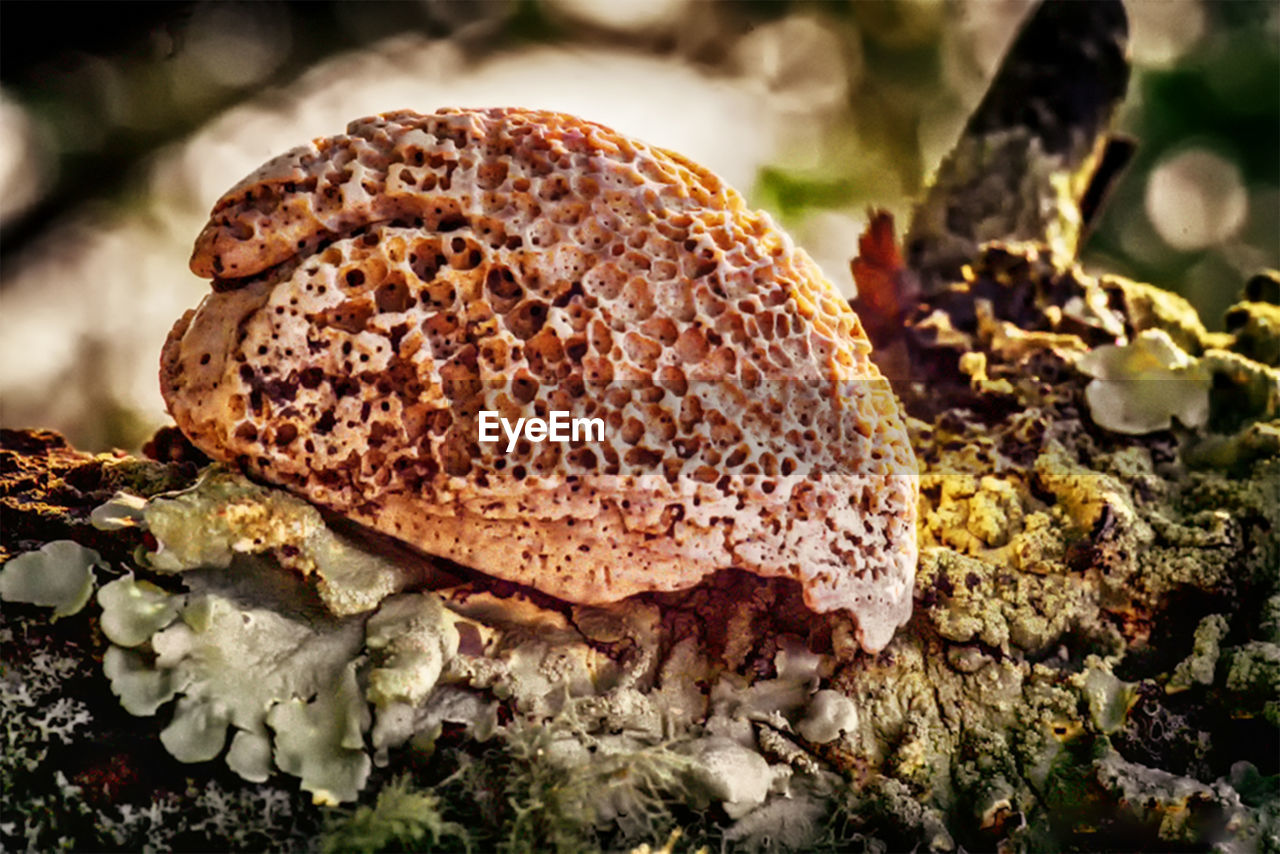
[0,428,200,566]
[836,241,1280,851]
[2,254,1277,851]
[1,431,324,851]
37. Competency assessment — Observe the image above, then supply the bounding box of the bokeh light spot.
[1145,147,1248,252]
[185,2,291,89]
[1127,0,1206,68]
[0,89,51,227]
[733,15,856,113]
[547,0,687,31]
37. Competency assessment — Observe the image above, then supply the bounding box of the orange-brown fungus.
[162,108,918,652]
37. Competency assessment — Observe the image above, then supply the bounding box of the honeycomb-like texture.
[162,108,919,652]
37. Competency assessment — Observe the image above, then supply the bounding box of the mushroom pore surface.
[162,107,918,652]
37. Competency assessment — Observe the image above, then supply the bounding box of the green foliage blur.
[1086,1,1280,327]
[4,1,1274,320]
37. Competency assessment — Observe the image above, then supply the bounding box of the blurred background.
[1,0,1276,451]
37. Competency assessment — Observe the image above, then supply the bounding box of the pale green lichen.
[267,662,371,805]
[102,646,177,715]
[720,772,836,849]
[797,690,859,744]
[0,540,102,619]
[321,776,468,854]
[364,593,492,766]
[2,606,322,854]
[1202,348,1280,430]
[143,468,411,617]
[476,716,701,852]
[683,737,773,811]
[1078,329,1212,435]
[1167,614,1230,693]
[96,551,372,803]
[93,777,316,851]
[89,492,149,531]
[1223,641,1280,726]
[1224,299,1280,366]
[1100,275,1212,355]
[97,576,179,647]
[226,728,273,783]
[1262,594,1280,645]
[1093,749,1253,845]
[144,474,319,570]
[365,593,460,709]
[75,472,851,834]
[1080,665,1137,734]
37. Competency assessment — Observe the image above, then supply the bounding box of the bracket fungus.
[162,108,918,652]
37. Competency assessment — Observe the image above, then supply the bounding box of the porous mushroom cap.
[162,108,918,652]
